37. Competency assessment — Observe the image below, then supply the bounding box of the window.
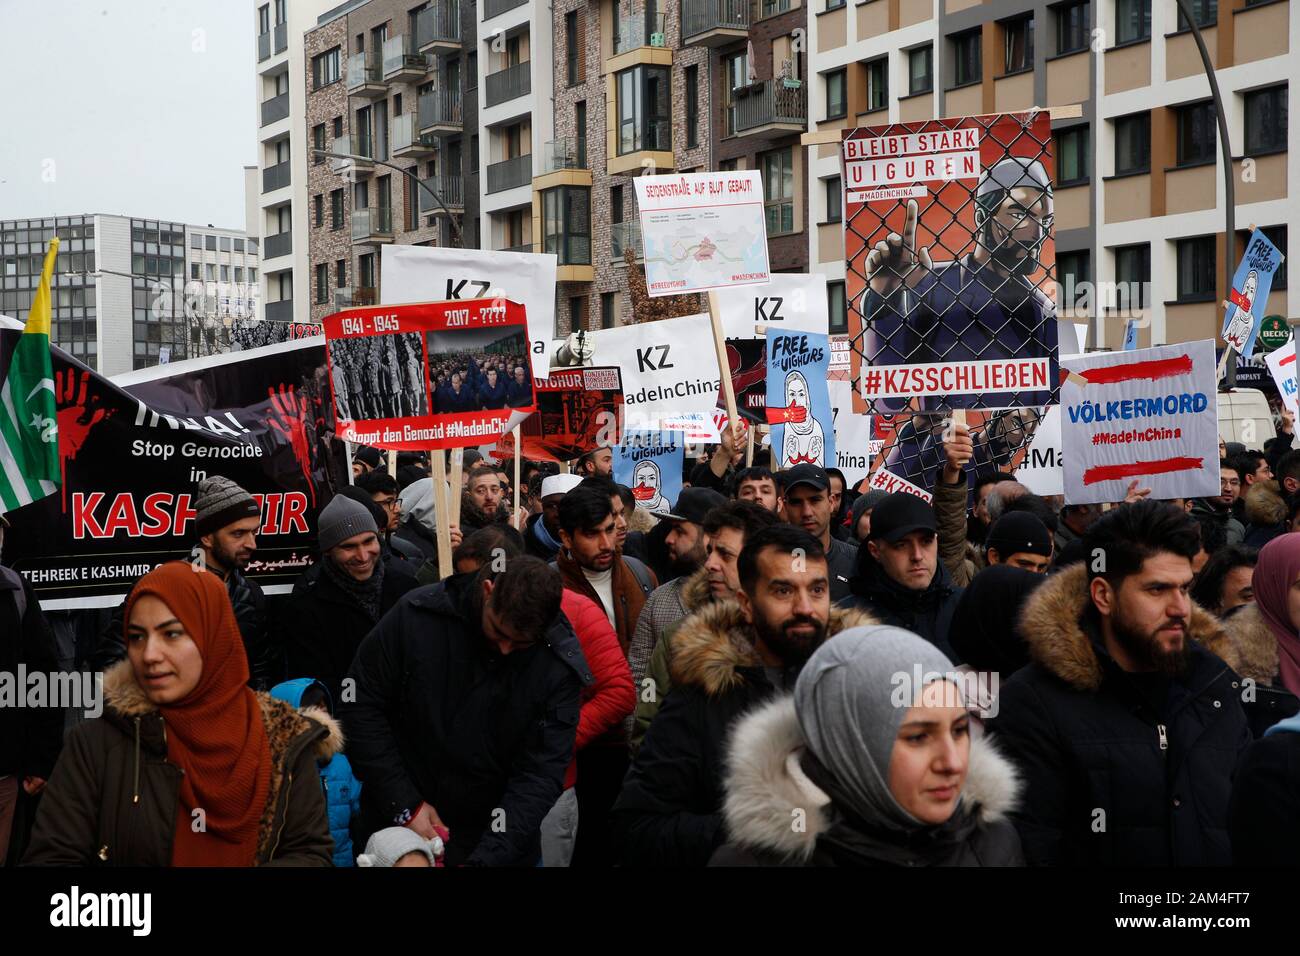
[312,124,326,164]
[1245,85,1288,155]
[576,101,587,165]
[1002,16,1034,74]
[825,69,847,119]
[1055,125,1090,184]
[566,12,581,86]
[1056,1,1089,54]
[828,281,847,334]
[1262,226,1288,289]
[1113,112,1150,175]
[569,296,587,331]
[190,263,200,280]
[686,66,699,149]
[234,238,244,253]
[1115,0,1150,44]
[313,48,341,89]
[336,259,347,288]
[274,0,285,25]
[314,194,324,227]
[542,187,591,266]
[1177,101,1216,166]
[250,268,258,281]
[952,29,981,86]
[826,0,845,9]
[616,66,671,155]
[190,234,202,249]
[1176,0,1217,31]
[611,184,624,224]
[332,116,343,139]
[1176,236,1216,301]
[1057,249,1091,309]
[909,46,933,95]
[825,176,842,223]
[316,264,329,304]
[205,235,217,251]
[467,53,477,89]
[220,265,230,283]
[258,4,270,33]
[723,50,750,134]
[866,58,888,112]
[1114,244,1150,311]
[331,189,345,230]
[601,292,616,329]
[206,263,216,281]
[761,147,795,236]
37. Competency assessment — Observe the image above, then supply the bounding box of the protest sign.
[1014,405,1063,496]
[613,431,684,516]
[1061,340,1220,505]
[1265,338,1298,414]
[324,298,536,451]
[829,379,879,488]
[767,330,835,470]
[843,111,1059,418]
[0,329,344,607]
[1222,229,1286,358]
[491,366,623,462]
[868,467,933,502]
[632,171,771,297]
[380,244,557,379]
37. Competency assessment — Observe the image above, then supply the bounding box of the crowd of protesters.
[428,351,532,414]
[8,408,1300,869]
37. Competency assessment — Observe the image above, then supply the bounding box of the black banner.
[1,333,346,607]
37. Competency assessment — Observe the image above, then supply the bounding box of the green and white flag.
[0,237,60,514]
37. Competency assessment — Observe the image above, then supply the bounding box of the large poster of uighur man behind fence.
[842,110,1061,494]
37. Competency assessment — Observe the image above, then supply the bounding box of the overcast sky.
[0,0,255,230]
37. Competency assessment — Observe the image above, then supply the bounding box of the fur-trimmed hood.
[668,602,878,697]
[1244,479,1288,528]
[627,504,659,535]
[679,565,714,615]
[1018,564,1239,692]
[1220,602,1283,686]
[720,695,1021,863]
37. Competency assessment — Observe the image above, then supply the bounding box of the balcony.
[274,21,287,53]
[485,61,530,108]
[257,31,271,62]
[609,118,673,175]
[266,300,294,322]
[393,114,437,158]
[418,176,465,214]
[487,154,532,193]
[500,242,533,254]
[614,11,668,55]
[330,134,375,178]
[264,231,292,260]
[415,1,461,54]
[484,0,527,19]
[752,0,794,17]
[347,52,385,98]
[611,220,643,261]
[260,92,290,126]
[262,160,291,193]
[418,88,463,135]
[542,137,587,173]
[353,287,378,306]
[544,233,592,268]
[352,207,394,243]
[334,287,353,309]
[732,79,806,137]
[681,0,751,47]
[383,35,430,83]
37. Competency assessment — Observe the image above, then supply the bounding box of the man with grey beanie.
[712,625,1023,866]
[90,474,279,690]
[280,493,420,705]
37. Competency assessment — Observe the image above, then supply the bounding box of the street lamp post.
[311,147,464,244]
[1172,0,1237,387]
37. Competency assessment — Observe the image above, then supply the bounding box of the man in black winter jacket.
[991,500,1251,867]
[612,525,873,866]
[841,492,963,659]
[342,556,590,866]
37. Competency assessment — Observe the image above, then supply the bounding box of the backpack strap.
[622,556,654,596]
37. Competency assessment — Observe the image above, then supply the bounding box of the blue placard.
[1222,229,1285,358]
[613,430,684,515]
[766,329,836,470]
[1122,318,1139,351]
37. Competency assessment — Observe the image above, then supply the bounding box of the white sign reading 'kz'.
[844,128,983,192]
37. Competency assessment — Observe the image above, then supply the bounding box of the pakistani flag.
[0,237,60,514]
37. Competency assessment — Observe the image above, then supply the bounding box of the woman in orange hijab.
[26,562,338,866]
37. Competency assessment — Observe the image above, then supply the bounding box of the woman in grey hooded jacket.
[710,625,1023,867]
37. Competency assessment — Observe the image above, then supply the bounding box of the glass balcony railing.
[610,220,643,260]
[418,175,465,214]
[393,113,437,153]
[486,154,532,193]
[351,207,393,241]
[542,136,588,173]
[418,88,463,131]
[545,233,592,267]
[484,0,527,19]
[485,61,531,107]
[733,79,807,133]
[614,11,668,54]
[346,52,383,91]
[415,1,462,50]
[681,0,751,42]
[260,92,290,126]
[330,134,374,173]
[257,31,271,61]
[383,35,430,79]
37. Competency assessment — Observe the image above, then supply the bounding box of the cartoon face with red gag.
[632,460,666,513]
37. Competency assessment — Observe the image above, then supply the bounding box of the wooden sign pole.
[745,425,755,468]
[430,452,454,579]
[706,290,739,428]
[513,427,522,523]
[449,448,464,527]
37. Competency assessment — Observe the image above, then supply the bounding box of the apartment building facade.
[0,215,256,376]
[304,0,481,324]
[807,0,1295,351]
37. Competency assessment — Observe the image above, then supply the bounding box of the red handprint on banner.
[56,368,115,512]
[267,383,318,507]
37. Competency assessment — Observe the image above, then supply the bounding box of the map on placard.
[633,171,771,297]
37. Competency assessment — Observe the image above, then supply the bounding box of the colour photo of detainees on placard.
[424,325,534,414]
[327,331,428,422]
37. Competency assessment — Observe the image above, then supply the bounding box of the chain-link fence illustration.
[842,110,1060,491]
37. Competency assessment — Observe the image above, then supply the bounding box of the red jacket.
[560,590,635,789]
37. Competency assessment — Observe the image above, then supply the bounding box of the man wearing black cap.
[780,464,858,602]
[984,512,1053,574]
[843,491,963,658]
[352,445,384,480]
